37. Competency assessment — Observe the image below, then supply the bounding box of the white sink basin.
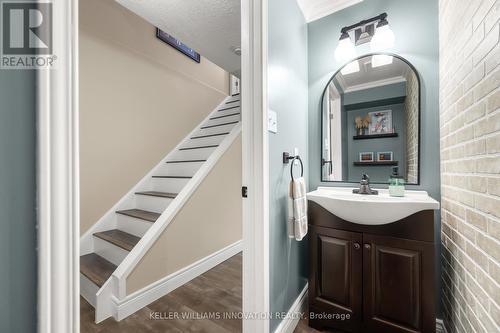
[307,187,440,225]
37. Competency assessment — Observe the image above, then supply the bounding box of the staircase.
[79,94,241,323]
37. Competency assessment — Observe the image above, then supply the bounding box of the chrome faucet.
[353,173,378,195]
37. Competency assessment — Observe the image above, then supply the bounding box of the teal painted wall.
[307,0,441,316]
[268,0,309,330]
[0,68,37,332]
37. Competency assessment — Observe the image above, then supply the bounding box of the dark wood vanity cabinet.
[308,201,436,333]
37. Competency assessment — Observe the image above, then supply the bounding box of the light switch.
[268,109,278,133]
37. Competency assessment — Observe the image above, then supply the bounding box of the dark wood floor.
[81,253,242,333]
[81,252,336,333]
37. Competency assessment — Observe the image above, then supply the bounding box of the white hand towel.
[287,184,295,238]
[288,177,308,241]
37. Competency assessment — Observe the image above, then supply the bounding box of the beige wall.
[80,0,230,234]
[127,136,242,294]
[439,0,500,332]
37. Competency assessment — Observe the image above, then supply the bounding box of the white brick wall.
[439,0,500,332]
[405,70,419,183]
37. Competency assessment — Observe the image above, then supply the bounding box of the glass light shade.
[370,24,395,51]
[335,36,356,63]
[340,60,360,75]
[372,54,393,67]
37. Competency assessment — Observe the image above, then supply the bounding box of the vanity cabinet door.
[309,225,363,332]
[362,233,435,333]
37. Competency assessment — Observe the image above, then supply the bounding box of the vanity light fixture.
[334,31,356,63]
[370,16,395,51]
[334,13,395,62]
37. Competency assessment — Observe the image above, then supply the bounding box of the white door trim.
[37,0,269,332]
[241,0,270,332]
[37,1,80,333]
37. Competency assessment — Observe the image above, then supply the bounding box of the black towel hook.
[283,152,304,181]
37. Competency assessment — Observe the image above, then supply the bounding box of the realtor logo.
[1,1,55,68]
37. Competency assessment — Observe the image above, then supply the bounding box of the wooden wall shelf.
[353,161,398,166]
[353,133,398,140]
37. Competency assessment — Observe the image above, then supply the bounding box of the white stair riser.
[157,161,205,176]
[226,96,240,103]
[221,102,240,108]
[200,119,238,130]
[81,274,99,307]
[169,147,217,160]
[152,177,191,194]
[181,135,226,147]
[205,111,241,127]
[116,214,153,237]
[195,123,237,137]
[134,178,155,194]
[205,114,240,126]
[135,195,173,213]
[214,107,240,118]
[94,237,129,266]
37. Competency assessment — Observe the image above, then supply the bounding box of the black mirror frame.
[320,52,422,185]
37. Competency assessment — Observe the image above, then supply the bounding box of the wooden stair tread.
[166,159,206,163]
[135,191,177,198]
[179,145,218,151]
[80,253,117,287]
[116,208,160,222]
[218,105,240,112]
[209,112,240,120]
[152,175,192,179]
[191,132,229,139]
[201,121,238,129]
[93,229,140,251]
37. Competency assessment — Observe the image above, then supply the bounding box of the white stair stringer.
[79,95,241,323]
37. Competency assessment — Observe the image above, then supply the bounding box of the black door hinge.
[242,186,248,198]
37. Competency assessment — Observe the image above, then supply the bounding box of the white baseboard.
[114,240,242,321]
[274,284,308,333]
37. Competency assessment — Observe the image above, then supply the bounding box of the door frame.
[241,0,270,332]
[36,0,269,333]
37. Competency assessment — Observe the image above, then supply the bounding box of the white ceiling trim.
[335,73,347,93]
[297,0,363,23]
[344,76,407,93]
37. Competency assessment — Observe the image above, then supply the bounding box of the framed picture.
[156,28,201,63]
[368,110,392,134]
[359,152,374,162]
[377,151,394,161]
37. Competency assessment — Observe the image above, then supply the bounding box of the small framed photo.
[368,110,393,134]
[377,151,393,161]
[359,152,374,162]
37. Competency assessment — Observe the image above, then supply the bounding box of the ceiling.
[296,0,363,22]
[334,56,412,93]
[116,0,241,75]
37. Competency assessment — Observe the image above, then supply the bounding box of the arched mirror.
[321,54,420,184]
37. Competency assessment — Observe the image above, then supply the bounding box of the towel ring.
[290,156,304,181]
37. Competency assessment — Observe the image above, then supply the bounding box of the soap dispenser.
[389,166,405,197]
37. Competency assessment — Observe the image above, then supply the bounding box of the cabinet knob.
[364,243,371,250]
[353,242,360,250]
